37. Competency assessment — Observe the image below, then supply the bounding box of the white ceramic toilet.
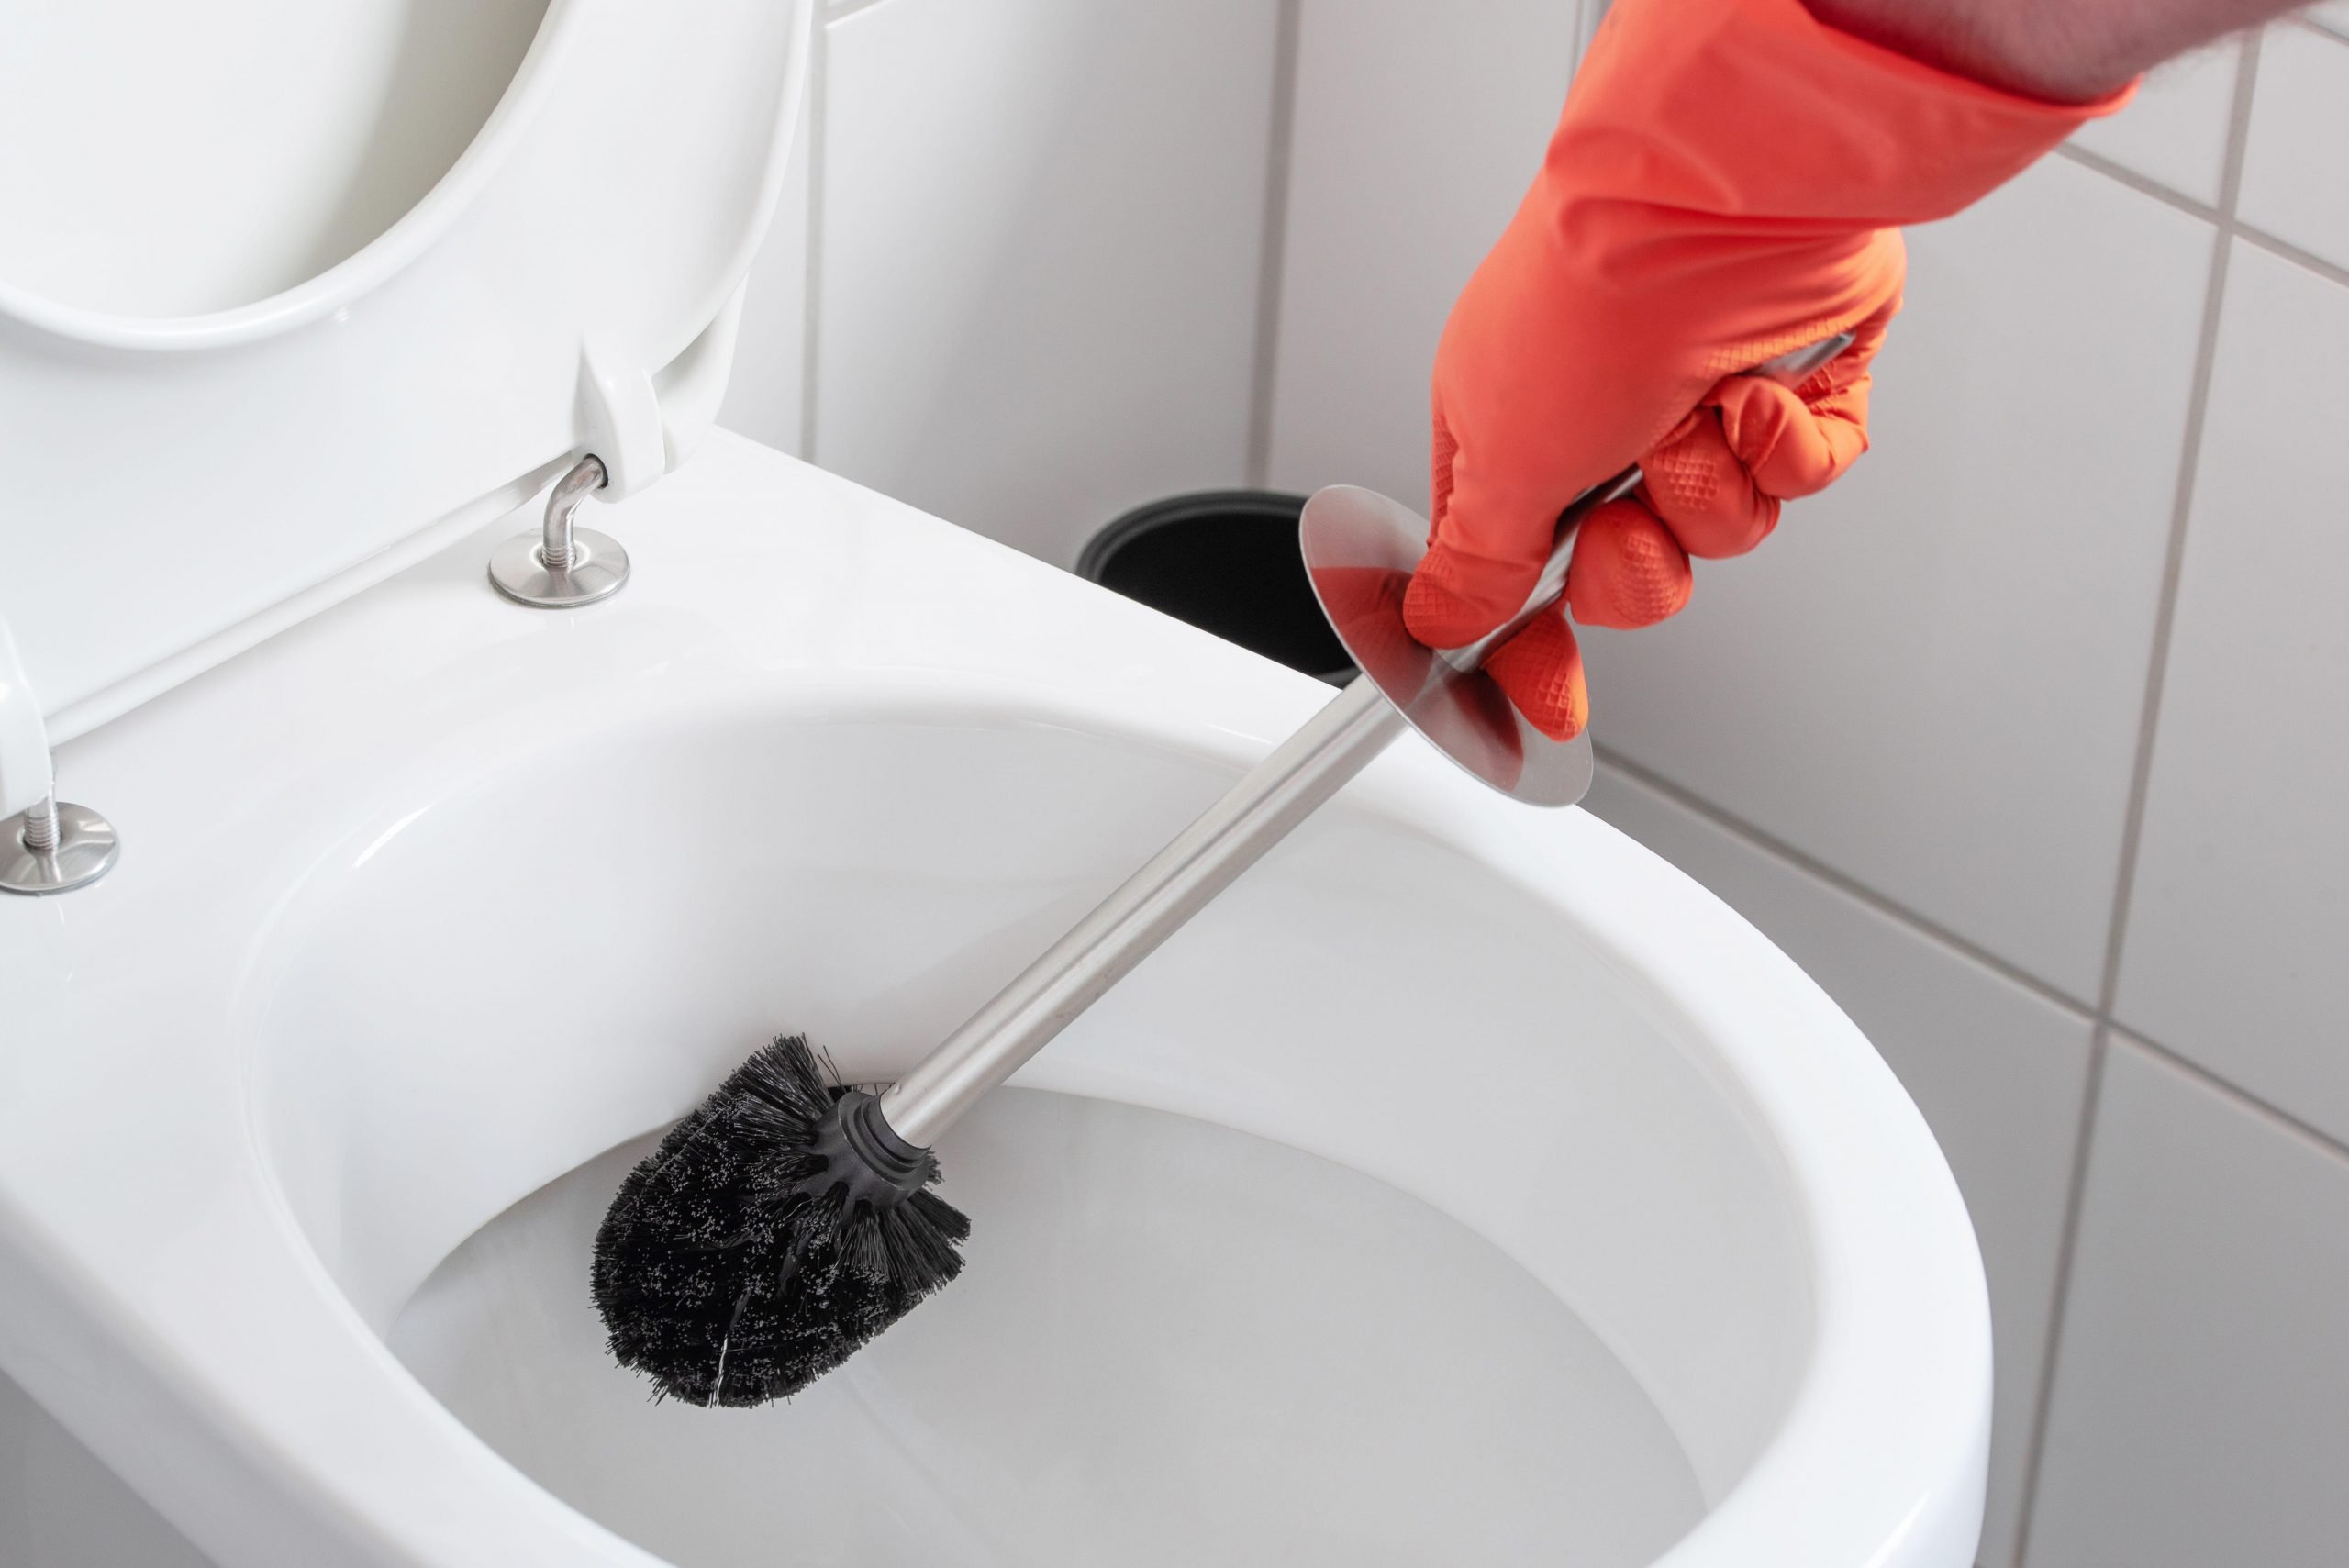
[0,3,1991,1565]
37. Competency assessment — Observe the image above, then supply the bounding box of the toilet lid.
[0,0,810,743]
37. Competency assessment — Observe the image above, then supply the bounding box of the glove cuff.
[1558,0,2135,229]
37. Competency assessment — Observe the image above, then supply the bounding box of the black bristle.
[590,1035,970,1407]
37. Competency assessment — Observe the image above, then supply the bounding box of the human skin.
[1807,0,2312,101]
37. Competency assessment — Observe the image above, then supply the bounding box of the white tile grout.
[2003,1021,2110,1568]
[1592,747,2097,1022]
[2056,39,2349,294]
[2009,33,2262,1565]
[2119,1029,2349,1167]
[2053,39,2349,291]
[1244,0,1303,492]
[2082,39,2262,1025]
[2054,143,2220,222]
[2233,222,2349,289]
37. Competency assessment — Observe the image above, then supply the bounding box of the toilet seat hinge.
[0,618,118,895]
[487,453,631,608]
[485,339,666,609]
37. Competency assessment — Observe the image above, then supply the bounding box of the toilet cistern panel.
[0,0,813,790]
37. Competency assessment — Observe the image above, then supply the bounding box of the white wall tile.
[0,1371,212,1566]
[1581,160,2212,1001]
[815,0,1279,567]
[717,71,813,458]
[2024,1040,2349,1568]
[2067,37,2242,207]
[2114,242,2349,1144]
[1583,766,2093,1568]
[2238,22,2349,274]
[1264,0,1587,509]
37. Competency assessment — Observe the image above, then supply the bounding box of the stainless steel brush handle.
[875,502,1571,1145]
[877,673,1405,1144]
[876,336,1854,1147]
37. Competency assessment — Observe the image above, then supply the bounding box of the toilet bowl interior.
[0,0,551,317]
[245,699,1813,1552]
[391,1095,1706,1567]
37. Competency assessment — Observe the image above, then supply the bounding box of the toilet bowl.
[0,2,1988,1563]
[0,434,1990,1567]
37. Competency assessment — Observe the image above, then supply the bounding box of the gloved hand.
[1404,0,2131,740]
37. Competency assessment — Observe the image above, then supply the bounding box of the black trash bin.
[1077,491,1357,685]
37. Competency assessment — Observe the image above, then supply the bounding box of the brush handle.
[876,336,1854,1147]
[877,673,1403,1145]
[875,486,1586,1146]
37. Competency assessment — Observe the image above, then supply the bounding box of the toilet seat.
[0,0,811,817]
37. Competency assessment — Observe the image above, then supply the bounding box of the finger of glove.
[1402,539,1542,650]
[1712,372,1872,503]
[1636,407,1786,561]
[1708,296,1889,502]
[1483,606,1588,742]
[1642,289,1892,555]
[1564,497,1692,629]
[1405,408,1551,647]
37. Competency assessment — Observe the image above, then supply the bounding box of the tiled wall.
[722,6,2349,1567]
[723,0,1286,568]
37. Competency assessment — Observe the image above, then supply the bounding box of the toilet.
[0,3,1991,1566]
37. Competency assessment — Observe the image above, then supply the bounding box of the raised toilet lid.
[0,0,810,758]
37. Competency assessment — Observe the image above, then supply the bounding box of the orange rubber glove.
[1404,0,2132,740]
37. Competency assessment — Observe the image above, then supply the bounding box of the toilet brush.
[591,339,1850,1407]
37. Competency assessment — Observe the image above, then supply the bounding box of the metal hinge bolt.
[1,782,118,895]
[488,455,631,608]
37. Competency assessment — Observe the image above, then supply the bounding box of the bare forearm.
[1807,0,2303,101]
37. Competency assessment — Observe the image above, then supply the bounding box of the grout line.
[2089,37,2254,1098]
[2006,1018,2112,1565]
[1591,746,2097,1021]
[2059,44,2349,295]
[2010,33,2262,1566]
[2232,223,2349,290]
[2053,144,2221,224]
[796,12,831,462]
[2120,1029,2349,1166]
[1244,0,1303,492]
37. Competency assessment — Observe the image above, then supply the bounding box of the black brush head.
[591,1035,970,1407]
